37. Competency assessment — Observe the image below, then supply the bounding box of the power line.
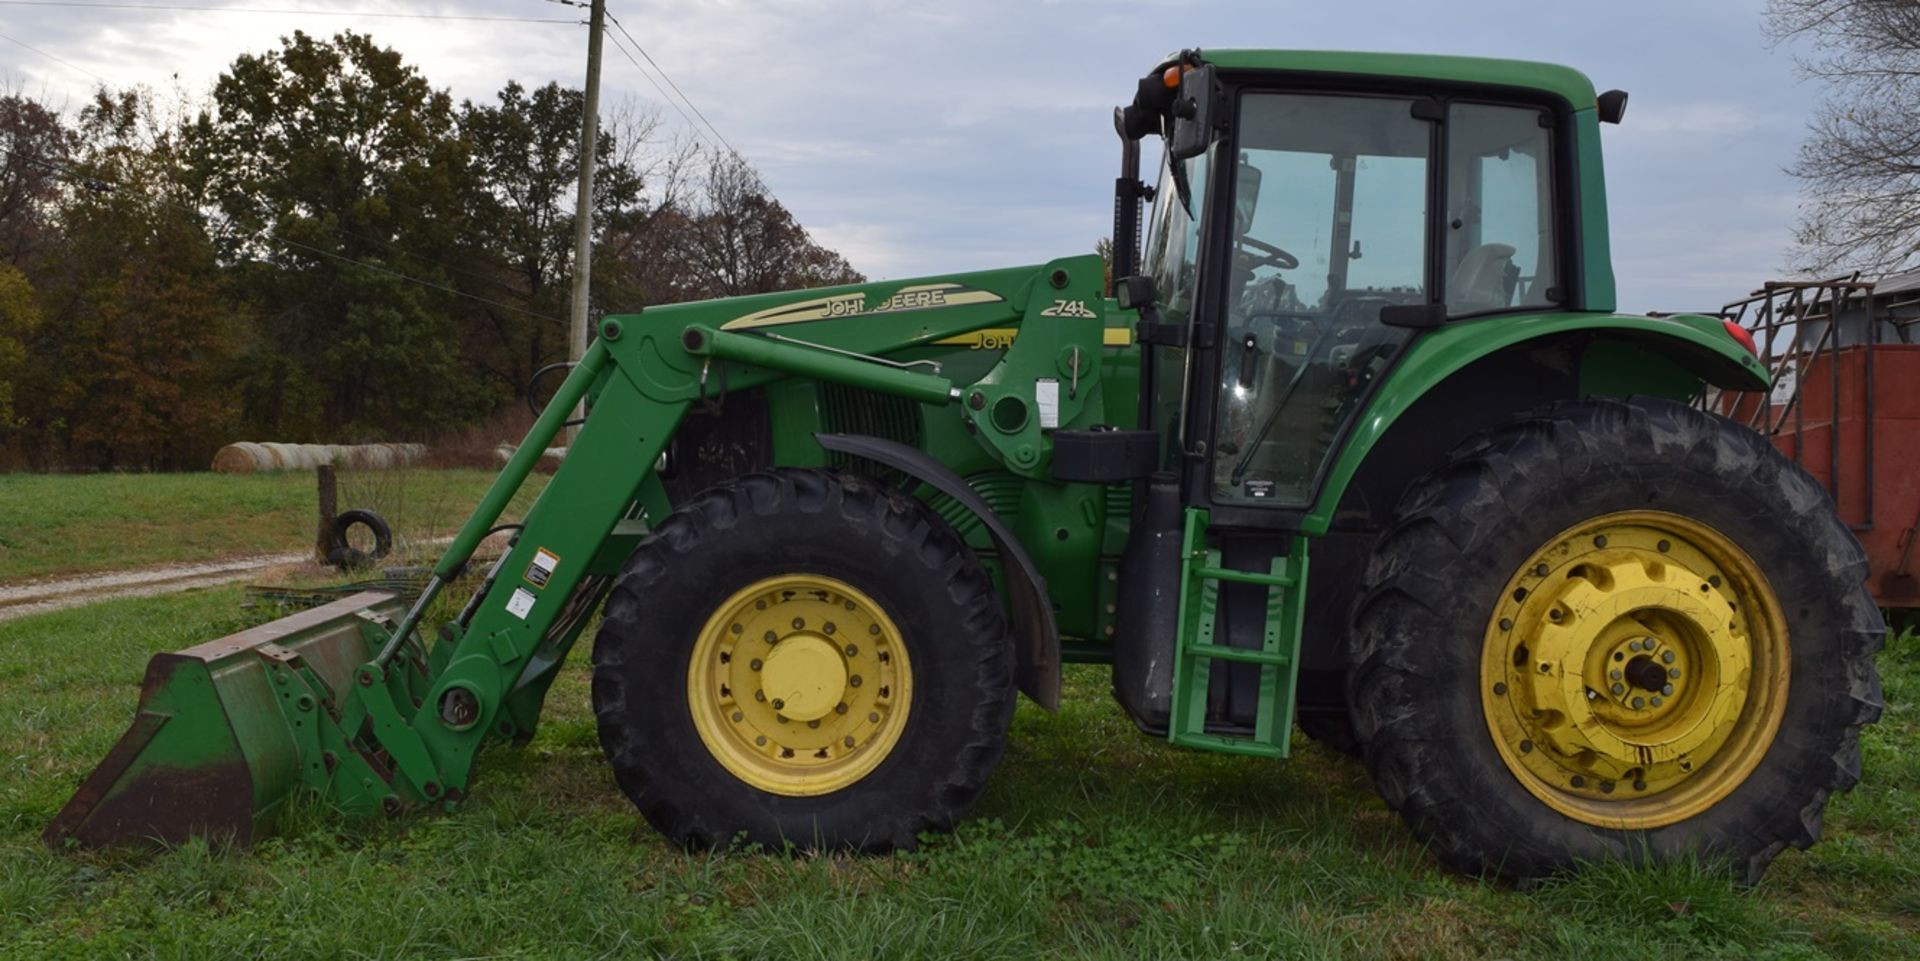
[0,1,577,22]
[603,7,738,157]
[600,28,709,148]
[0,29,111,83]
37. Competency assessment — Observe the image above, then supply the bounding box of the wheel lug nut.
[1669,667,1681,679]
[1661,684,1674,696]
[868,624,880,635]
[1650,696,1663,707]
[824,622,836,635]
[843,736,856,748]
[1633,779,1647,791]
[1611,683,1626,695]
[750,659,763,671]
[849,675,863,687]
[764,631,777,643]
[754,690,766,702]
[1662,651,1675,664]
[1610,669,1623,681]
[1631,696,1645,709]
[844,644,858,657]
[808,719,820,729]
[792,618,805,630]
[835,703,848,714]
[771,698,784,710]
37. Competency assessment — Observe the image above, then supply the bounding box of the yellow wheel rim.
[1480,511,1789,829]
[688,574,912,796]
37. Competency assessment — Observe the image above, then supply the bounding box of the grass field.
[0,586,1913,959]
[0,469,528,583]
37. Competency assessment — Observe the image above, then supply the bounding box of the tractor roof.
[1200,49,1600,110]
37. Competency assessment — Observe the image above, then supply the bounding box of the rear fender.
[1306,312,1768,535]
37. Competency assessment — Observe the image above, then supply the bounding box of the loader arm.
[49,255,1114,846]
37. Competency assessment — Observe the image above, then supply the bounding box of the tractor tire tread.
[1348,396,1882,883]
[592,468,1015,853]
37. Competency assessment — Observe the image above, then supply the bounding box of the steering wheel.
[1237,235,1299,271]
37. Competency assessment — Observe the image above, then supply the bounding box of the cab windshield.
[1139,147,1211,466]
[1142,150,1209,329]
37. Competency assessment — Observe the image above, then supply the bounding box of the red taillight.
[1721,318,1758,356]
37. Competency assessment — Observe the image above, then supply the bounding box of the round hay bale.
[211,441,269,474]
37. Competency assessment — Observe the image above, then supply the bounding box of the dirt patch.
[0,553,310,622]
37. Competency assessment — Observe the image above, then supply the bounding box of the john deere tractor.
[50,49,1883,883]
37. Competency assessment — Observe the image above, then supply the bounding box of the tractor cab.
[1106,50,1631,750]
[1119,50,1595,512]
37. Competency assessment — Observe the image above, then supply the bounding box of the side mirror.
[1597,89,1629,125]
[1168,65,1219,161]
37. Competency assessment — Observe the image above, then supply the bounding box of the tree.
[456,82,660,400]
[186,30,489,438]
[632,149,862,301]
[1768,1,1920,274]
[0,92,76,270]
[0,263,37,429]
[11,88,239,470]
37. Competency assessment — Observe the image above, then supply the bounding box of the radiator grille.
[818,382,923,485]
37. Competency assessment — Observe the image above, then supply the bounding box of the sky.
[1,0,1826,313]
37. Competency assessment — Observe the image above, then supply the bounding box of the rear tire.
[1349,397,1883,882]
[592,469,1016,852]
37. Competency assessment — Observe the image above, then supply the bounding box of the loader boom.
[48,256,1114,843]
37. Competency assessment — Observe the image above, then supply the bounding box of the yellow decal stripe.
[931,328,1133,348]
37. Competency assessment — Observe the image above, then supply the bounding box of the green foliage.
[0,31,863,471]
[189,29,491,439]
[0,264,37,425]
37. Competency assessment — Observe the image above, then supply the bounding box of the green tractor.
[50,49,1883,883]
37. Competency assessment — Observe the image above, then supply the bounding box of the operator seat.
[1448,242,1519,313]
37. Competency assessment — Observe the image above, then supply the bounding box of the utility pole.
[566,0,606,444]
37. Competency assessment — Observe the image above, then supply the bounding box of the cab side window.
[1445,104,1558,316]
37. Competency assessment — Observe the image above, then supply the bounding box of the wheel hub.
[686,574,910,796]
[1481,511,1788,828]
[761,634,847,721]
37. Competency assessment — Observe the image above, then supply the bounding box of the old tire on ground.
[325,508,393,569]
[1349,397,1883,883]
[592,468,1016,851]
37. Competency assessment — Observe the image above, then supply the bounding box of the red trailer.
[1717,276,1920,608]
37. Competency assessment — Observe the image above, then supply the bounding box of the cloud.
[1,0,1833,310]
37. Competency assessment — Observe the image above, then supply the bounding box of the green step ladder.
[1166,509,1309,759]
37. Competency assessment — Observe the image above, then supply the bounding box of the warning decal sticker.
[524,547,560,589]
[506,587,537,620]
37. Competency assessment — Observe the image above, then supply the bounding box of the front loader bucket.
[45,590,408,848]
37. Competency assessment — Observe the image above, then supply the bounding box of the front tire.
[1349,398,1883,882]
[592,469,1016,852]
